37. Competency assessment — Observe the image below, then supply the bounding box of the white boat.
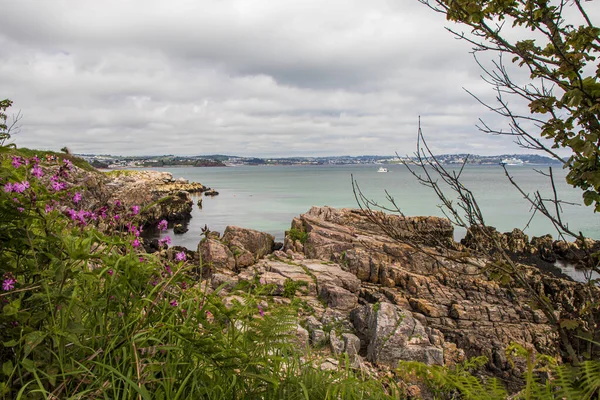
[377,167,388,173]
[500,158,524,166]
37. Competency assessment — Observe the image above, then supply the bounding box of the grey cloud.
[0,0,564,157]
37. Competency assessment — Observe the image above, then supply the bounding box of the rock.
[506,228,530,253]
[198,239,235,270]
[222,226,275,265]
[359,303,444,367]
[342,333,361,358]
[305,315,322,332]
[319,358,339,371]
[531,235,555,262]
[204,189,219,196]
[211,273,238,291]
[330,330,345,355]
[173,223,188,234]
[319,284,358,311]
[311,329,327,345]
[295,325,310,348]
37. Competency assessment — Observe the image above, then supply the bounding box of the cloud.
[0,0,575,156]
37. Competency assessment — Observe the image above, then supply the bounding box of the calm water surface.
[138,164,600,250]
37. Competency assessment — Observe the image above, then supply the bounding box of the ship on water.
[500,157,524,166]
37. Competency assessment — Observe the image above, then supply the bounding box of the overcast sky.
[0,0,587,157]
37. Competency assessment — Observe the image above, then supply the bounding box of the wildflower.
[17,207,24,213]
[2,278,16,291]
[132,238,140,248]
[114,214,120,221]
[139,256,144,263]
[158,236,171,247]
[51,180,66,191]
[108,269,113,276]
[31,165,44,178]
[12,181,29,193]
[132,205,140,215]
[3,182,14,193]
[66,208,78,221]
[114,200,121,207]
[258,305,265,317]
[45,204,54,213]
[175,251,186,261]
[98,207,108,218]
[11,157,22,169]
[165,264,173,275]
[170,300,178,307]
[157,219,168,231]
[63,159,73,170]
[180,281,188,290]
[73,192,82,203]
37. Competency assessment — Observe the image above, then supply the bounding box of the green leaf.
[1,361,13,376]
[21,358,35,373]
[560,319,580,330]
[2,340,17,347]
[23,331,47,358]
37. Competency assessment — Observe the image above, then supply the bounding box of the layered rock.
[280,206,599,375]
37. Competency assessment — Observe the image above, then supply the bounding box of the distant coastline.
[80,153,563,169]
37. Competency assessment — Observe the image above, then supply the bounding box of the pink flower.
[63,159,73,170]
[51,181,66,191]
[2,278,16,291]
[73,192,82,203]
[17,207,24,213]
[175,251,186,261]
[132,238,140,248]
[132,205,140,215]
[170,300,178,307]
[31,165,44,178]
[157,219,168,231]
[114,200,121,207]
[45,204,54,213]
[108,269,114,276]
[11,157,22,169]
[3,183,14,193]
[258,305,265,317]
[114,214,120,221]
[139,256,144,263]
[12,181,29,193]
[158,236,171,247]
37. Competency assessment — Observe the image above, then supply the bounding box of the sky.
[0,0,592,157]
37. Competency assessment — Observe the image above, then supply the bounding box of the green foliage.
[282,278,308,299]
[288,228,308,244]
[401,343,600,399]
[400,356,508,399]
[11,147,98,172]
[423,0,600,211]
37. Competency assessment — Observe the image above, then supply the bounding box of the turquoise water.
[142,164,599,250]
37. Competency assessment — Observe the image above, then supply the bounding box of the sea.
[138,163,600,254]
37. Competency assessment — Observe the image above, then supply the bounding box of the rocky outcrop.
[278,206,599,376]
[101,170,210,224]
